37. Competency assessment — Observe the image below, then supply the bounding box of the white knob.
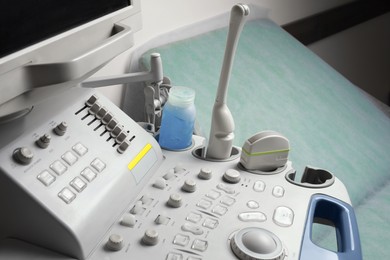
[13,147,34,165]
[167,193,182,208]
[230,227,284,260]
[54,122,68,136]
[182,179,196,192]
[198,168,212,180]
[36,134,51,149]
[142,229,159,245]
[106,234,124,251]
[223,169,241,183]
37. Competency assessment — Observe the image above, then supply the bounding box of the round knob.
[230,227,284,260]
[198,168,212,180]
[223,169,241,183]
[36,134,51,148]
[167,193,182,208]
[54,122,68,136]
[182,179,196,192]
[142,229,159,245]
[13,147,34,165]
[106,234,124,251]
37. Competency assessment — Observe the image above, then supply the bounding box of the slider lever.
[206,4,250,160]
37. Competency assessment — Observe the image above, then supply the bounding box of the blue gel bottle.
[159,86,196,150]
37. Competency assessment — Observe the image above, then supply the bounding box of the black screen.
[0,0,130,58]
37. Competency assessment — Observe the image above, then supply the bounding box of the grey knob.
[36,134,51,148]
[182,179,196,193]
[13,147,34,165]
[54,122,68,136]
[223,169,241,183]
[106,234,124,251]
[88,102,101,116]
[142,229,159,245]
[167,193,182,208]
[230,227,284,260]
[198,168,212,180]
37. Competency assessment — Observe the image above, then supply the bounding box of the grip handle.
[300,195,362,260]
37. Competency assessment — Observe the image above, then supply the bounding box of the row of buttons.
[84,95,133,154]
[57,158,106,204]
[37,143,88,187]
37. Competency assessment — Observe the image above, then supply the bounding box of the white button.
[186,212,202,223]
[253,180,266,192]
[272,186,285,198]
[212,205,228,216]
[81,167,97,182]
[121,213,136,227]
[220,196,236,206]
[206,190,221,200]
[72,143,88,156]
[203,218,219,229]
[70,177,87,192]
[155,214,170,225]
[58,187,76,204]
[140,194,153,205]
[273,206,294,227]
[166,253,183,260]
[50,160,67,175]
[192,239,208,252]
[130,201,145,215]
[181,223,204,235]
[153,178,166,189]
[173,234,190,246]
[37,170,56,186]
[247,200,260,209]
[167,193,183,208]
[238,212,267,222]
[62,151,78,166]
[216,183,235,194]
[196,199,212,210]
[91,158,106,172]
[163,169,175,180]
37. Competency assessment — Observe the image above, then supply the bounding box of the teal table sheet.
[141,18,390,259]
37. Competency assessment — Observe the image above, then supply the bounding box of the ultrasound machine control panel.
[0,88,361,260]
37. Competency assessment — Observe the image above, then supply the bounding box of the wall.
[94,0,355,106]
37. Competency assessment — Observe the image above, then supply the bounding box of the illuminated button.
[238,212,267,222]
[272,186,285,198]
[70,177,87,192]
[80,167,97,182]
[186,212,202,223]
[50,160,67,175]
[166,253,183,260]
[253,180,266,192]
[206,190,221,200]
[121,213,136,227]
[173,234,190,246]
[220,196,236,206]
[62,151,78,166]
[216,183,235,194]
[181,223,204,235]
[192,239,208,252]
[72,143,88,156]
[58,187,76,204]
[91,158,105,172]
[37,170,56,186]
[196,199,212,210]
[212,205,228,216]
[273,206,294,227]
[203,218,219,229]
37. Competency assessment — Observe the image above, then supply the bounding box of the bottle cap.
[168,87,195,107]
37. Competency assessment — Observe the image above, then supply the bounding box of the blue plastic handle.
[299,194,362,260]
